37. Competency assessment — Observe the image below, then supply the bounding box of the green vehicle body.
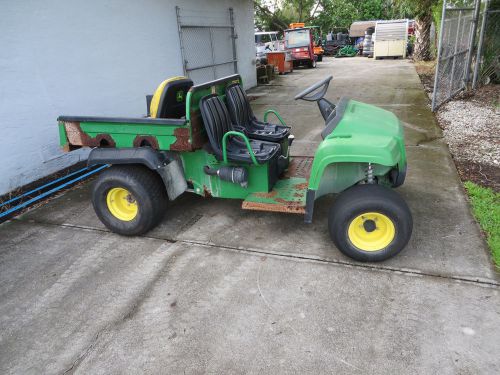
[58,74,406,222]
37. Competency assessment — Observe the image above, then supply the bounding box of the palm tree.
[395,0,438,61]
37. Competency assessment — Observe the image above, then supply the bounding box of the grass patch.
[464,181,500,268]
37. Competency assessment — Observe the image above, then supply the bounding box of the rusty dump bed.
[242,157,313,214]
[58,74,243,153]
[57,116,193,152]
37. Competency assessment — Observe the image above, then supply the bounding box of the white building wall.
[0,0,256,195]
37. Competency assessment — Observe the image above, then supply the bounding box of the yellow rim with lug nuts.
[347,212,396,251]
[106,187,138,221]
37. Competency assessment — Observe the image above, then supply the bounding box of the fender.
[88,148,187,200]
[308,135,403,192]
[304,136,401,224]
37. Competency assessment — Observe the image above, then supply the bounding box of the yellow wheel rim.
[347,212,396,252]
[106,187,138,221]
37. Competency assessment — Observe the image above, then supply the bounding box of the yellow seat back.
[150,76,193,119]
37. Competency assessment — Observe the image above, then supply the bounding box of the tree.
[316,0,358,30]
[286,0,318,22]
[255,0,394,34]
[355,0,385,20]
[394,0,439,61]
[256,0,355,32]
[254,1,291,31]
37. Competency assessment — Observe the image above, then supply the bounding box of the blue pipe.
[1,166,90,207]
[0,165,108,219]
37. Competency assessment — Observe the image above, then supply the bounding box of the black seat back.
[150,77,193,119]
[199,94,234,155]
[225,83,254,127]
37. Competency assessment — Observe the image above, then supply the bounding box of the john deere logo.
[176,91,184,102]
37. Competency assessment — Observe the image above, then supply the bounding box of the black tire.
[308,59,317,69]
[317,55,323,62]
[91,165,168,236]
[328,184,412,262]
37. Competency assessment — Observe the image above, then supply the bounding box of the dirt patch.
[456,160,500,192]
[414,60,436,96]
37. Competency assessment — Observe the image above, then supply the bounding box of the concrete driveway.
[1,57,499,374]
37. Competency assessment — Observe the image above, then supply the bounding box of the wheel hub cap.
[106,187,138,221]
[348,212,396,252]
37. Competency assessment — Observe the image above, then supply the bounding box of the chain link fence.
[472,6,500,87]
[432,0,499,111]
[432,2,476,110]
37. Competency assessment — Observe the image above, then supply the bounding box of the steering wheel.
[294,75,333,102]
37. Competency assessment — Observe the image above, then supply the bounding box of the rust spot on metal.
[202,185,212,198]
[293,192,304,198]
[293,182,309,190]
[170,127,191,151]
[189,112,208,149]
[252,190,278,198]
[242,201,305,214]
[64,122,116,148]
[283,157,314,180]
[275,198,305,208]
[133,136,159,150]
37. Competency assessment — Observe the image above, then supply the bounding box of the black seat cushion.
[225,83,290,142]
[151,77,193,119]
[199,94,280,164]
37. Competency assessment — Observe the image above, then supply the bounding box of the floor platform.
[241,157,313,214]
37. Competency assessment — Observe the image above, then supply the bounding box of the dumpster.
[266,51,293,74]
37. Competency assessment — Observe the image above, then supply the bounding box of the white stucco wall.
[0,0,256,196]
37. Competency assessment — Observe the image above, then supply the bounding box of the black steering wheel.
[294,75,333,102]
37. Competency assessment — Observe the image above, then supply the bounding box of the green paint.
[77,121,185,149]
[263,109,286,126]
[180,149,270,199]
[185,91,193,122]
[222,131,258,165]
[308,99,405,193]
[58,123,68,147]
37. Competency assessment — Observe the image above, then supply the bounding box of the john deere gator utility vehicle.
[58,75,412,262]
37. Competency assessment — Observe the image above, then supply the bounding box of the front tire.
[91,165,168,236]
[328,184,412,262]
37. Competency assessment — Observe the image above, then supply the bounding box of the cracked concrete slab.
[2,57,499,374]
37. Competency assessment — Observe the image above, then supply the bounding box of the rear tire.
[328,184,412,262]
[309,59,317,69]
[91,165,168,236]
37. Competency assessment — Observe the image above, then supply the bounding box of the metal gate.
[432,1,478,111]
[176,6,238,84]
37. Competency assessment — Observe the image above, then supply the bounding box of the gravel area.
[427,81,500,191]
[436,97,500,167]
